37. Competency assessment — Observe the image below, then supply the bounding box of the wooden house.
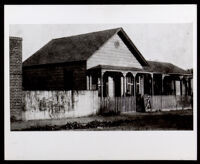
[22,27,193,98]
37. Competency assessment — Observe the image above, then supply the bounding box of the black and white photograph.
[10,24,194,131]
[4,5,197,160]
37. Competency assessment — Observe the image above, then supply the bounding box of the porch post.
[185,77,190,95]
[173,79,176,95]
[188,78,192,95]
[190,77,193,95]
[161,74,164,95]
[89,75,92,90]
[151,73,154,95]
[133,74,135,96]
[123,73,126,96]
[138,75,141,94]
[100,71,104,98]
[186,78,188,95]
[124,75,127,96]
[132,72,137,96]
[121,75,124,97]
[180,76,183,96]
[87,75,89,90]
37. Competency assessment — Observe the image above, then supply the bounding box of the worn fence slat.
[148,95,192,112]
[99,96,137,114]
[99,95,192,115]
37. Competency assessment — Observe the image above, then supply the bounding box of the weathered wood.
[87,34,142,69]
[162,95,176,110]
[100,95,192,114]
[147,95,192,111]
[99,96,136,114]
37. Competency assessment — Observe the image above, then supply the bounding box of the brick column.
[10,37,23,121]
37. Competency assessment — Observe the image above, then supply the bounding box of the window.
[126,76,134,96]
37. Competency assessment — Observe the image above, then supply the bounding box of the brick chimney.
[10,37,22,121]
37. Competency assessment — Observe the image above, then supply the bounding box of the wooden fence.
[99,95,192,114]
[146,95,192,111]
[22,90,192,120]
[99,96,136,114]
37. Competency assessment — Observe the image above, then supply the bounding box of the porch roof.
[144,60,189,74]
[88,63,192,77]
[88,65,143,72]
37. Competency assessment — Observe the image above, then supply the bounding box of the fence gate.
[99,96,136,114]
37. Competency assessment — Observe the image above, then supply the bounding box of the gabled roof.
[23,27,148,67]
[144,61,188,74]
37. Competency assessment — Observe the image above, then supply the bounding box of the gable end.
[117,29,149,66]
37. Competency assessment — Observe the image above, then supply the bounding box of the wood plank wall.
[87,34,143,69]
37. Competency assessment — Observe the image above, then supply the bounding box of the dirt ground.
[11,109,193,131]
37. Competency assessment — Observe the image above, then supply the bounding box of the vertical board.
[99,96,136,114]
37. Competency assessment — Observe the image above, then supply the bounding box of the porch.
[86,65,193,98]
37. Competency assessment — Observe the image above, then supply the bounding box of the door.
[136,94,145,112]
[175,80,181,95]
[136,75,145,112]
[108,76,114,97]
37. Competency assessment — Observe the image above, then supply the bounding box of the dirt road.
[11,109,193,131]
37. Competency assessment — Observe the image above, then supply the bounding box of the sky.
[9,23,193,69]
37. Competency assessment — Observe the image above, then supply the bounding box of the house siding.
[87,34,143,69]
[23,61,87,90]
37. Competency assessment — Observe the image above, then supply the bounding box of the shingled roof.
[23,28,120,67]
[23,27,149,67]
[144,61,188,74]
